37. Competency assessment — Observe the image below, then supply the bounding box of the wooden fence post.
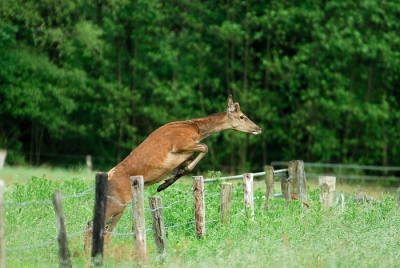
[281,172,291,208]
[149,196,167,255]
[0,150,6,169]
[264,166,274,209]
[0,179,5,268]
[319,176,336,210]
[193,176,205,239]
[91,172,108,267]
[243,173,254,220]
[131,175,146,262]
[288,160,308,209]
[86,155,92,172]
[52,190,72,268]
[220,182,232,225]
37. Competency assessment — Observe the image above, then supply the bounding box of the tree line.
[1,0,400,172]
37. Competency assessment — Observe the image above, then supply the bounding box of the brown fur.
[84,95,261,250]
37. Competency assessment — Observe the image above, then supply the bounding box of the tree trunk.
[239,0,250,172]
[342,53,357,162]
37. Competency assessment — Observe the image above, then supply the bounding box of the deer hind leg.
[83,198,127,251]
[157,149,208,192]
[103,195,128,245]
[84,220,94,252]
[104,210,124,248]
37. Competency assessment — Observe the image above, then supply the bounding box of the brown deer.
[84,95,261,249]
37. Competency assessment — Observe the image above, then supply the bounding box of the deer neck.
[189,112,230,140]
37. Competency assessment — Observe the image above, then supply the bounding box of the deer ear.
[227,94,235,113]
[234,102,241,111]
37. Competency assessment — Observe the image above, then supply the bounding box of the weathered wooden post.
[149,196,167,255]
[52,190,72,268]
[281,172,291,208]
[131,175,146,261]
[288,160,308,209]
[193,176,205,239]
[243,173,254,220]
[91,172,108,267]
[0,150,6,169]
[220,182,232,225]
[264,166,274,209]
[0,179,5,268]
[319,176,336,210]
[86,155,92,172]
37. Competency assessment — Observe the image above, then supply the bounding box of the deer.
[84,94,262,250]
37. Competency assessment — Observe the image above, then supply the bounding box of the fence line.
[272,161,400,171]
[204,168,289,183]
[3,184,230,252]
[2,172,263,209]
[2,211,249,253]
[6,163,390,257]
[5,229,89,253]
[105,184,243,211]
[2,162,301,258]
[145,192,193,212]
[4,187,95,207]
[272,161,400,182]
[6,161,396,263]
[106,195,130,207]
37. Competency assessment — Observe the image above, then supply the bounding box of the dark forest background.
[1,0,400,173]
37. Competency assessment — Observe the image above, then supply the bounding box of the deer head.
[227,95,262,134]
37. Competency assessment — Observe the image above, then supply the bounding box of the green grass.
[0,165,95,189]
[1,166,400,267]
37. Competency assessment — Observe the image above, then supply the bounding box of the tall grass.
[1,167,400,267]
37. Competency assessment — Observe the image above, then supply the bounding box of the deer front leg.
[156,159,193,191]
[157,143,208,192]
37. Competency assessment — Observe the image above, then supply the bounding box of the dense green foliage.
[3,169,400,267]
[1,0,400,171]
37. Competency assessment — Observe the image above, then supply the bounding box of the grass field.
[1,166,400,267]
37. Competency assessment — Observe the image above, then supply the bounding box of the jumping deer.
[84,94,261,249]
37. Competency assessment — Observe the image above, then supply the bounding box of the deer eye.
[240,116,245,119]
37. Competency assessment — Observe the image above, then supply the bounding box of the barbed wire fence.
[0,177,243,253]
[3,186,95,253]
[0,160,309,266]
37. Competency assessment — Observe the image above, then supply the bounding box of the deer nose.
[253,127,262,134]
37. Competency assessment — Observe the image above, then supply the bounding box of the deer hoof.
[157,183,167,192]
